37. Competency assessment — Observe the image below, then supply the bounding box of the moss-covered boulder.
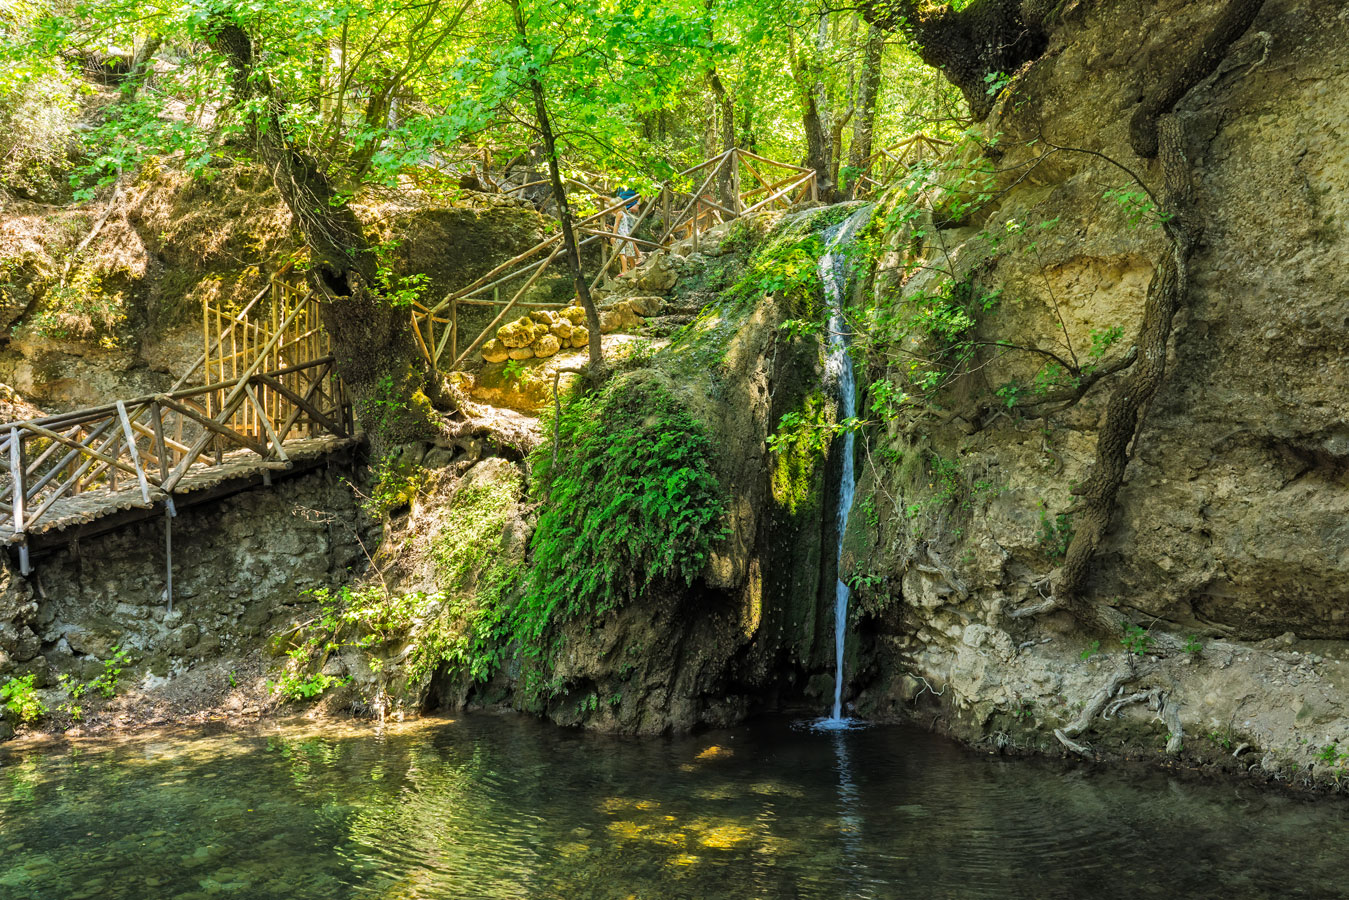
[481,338,510,363]
[532,334,561,358]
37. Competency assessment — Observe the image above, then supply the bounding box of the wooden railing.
[0,357,349,546]
[0,270,350,572]
[851,134,953,199]
[409,148,818,371]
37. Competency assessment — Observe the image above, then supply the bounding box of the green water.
[0,715,1346,899]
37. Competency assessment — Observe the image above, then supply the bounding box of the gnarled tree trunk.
[208,19,436,459]
[862,0,1048,120]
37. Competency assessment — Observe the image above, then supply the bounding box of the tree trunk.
[509,0,604,373]
[706,0,736,208]
[789,32,833,202]
[208,19,435,458]
[845,24,885,199]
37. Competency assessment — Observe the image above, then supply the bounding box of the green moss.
[432,470,523,592]
[770,391,831,515]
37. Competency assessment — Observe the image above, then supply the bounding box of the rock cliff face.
[834,0,1349,783]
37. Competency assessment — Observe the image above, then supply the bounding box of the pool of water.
[1,714,1346,899]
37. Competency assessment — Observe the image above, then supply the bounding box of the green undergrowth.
[519,373,729,653]
[269,464,526,702]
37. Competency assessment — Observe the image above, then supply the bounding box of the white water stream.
[817,206,873,729]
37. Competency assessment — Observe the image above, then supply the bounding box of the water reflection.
[0,715,1346,899]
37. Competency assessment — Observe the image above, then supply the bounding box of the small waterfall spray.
[817,206,872,729]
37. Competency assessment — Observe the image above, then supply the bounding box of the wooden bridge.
[0,271,353,591]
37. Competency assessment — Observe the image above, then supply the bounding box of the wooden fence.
[409,148,818,371]
[851,134,953,199]
[0,272,350,569]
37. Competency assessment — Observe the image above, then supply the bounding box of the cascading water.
[816,206,873,729]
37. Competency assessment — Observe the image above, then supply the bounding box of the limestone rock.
[533,334,561,358]
[507,346,535,361]
[529,310,558,325]
[626,295,664,316]
[481,338,510,363]
[569,325,589,348]
[551,321,573,340]
[562,305,588,325]
[632,252,678,293]
[497,318,535,349]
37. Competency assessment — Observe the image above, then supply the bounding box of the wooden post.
[10,427,24,540]
[116,400,153,504]
[731,150,743,216]
[450,297,458,364]
[150,400,170,482]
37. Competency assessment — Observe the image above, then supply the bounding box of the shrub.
[1,674,47,723]
[518,374,728,646]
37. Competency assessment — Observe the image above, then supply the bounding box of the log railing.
[408,148,818,371]
[851,134,953,199]
[0,357,349,544]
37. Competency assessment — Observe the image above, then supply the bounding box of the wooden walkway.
[410,148,818,370]
[0,275,352,582]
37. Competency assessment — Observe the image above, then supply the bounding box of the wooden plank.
[156,394,267,457]
[17,420,146,483]
[150,401,170,483]
[19,418,117,502]
[116,400,155,503]
[274,363,335,445]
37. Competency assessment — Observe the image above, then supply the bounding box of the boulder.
[570,325,589,348]
[633,252,678,293]
[626,296,664,316]
[497,319,534,349]
[533,334,561,358]
[507,346,535,361]
[481,338,510,363]
[551,321,573,340]
[562,305,588,325]
[529,310,558,325]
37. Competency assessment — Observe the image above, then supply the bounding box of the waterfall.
[817,206,872,729]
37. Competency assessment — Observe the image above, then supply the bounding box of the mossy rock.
[498,319,534,348]
[481,338,510,363]
[533,334,561,358]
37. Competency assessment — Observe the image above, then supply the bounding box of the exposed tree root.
[1014,1,1269,634]
[1129,0,1267,157]
[1052,662,1184,757]
[1053,665,1134,755]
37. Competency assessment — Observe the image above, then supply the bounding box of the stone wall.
[0,462,374,714]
